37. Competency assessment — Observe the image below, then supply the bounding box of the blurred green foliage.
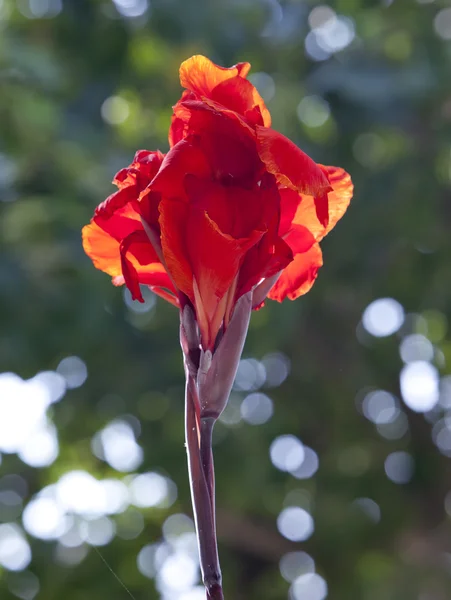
[1,1,451,599]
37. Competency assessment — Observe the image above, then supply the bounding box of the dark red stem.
[184,373,224,600]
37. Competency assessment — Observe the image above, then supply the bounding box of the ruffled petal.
[120,230,170,302]
[210,76,271,127]
[268,243,323,302]
[256,126,331,226]
[82,219,174,303]
[82,221,122,278]
[283,165,353,242]
[179,55,251,98]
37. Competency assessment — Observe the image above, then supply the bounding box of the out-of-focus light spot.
[362,390,400,425]
[0,373,51,453]
[116,508,144,539]
[270,435,305,472]
[101,95,130,125]
[157,552,199,592]
[56,356,87,389]
[306,6,355,61]
[440,376,451,408]
[129,472,169,508]
[297,95,330,127]
[352,498,381,523]
[137,543,159,578]
[353,133,388,169]
[18,422,59,467]
[248,72,275,103]
[178,588,206,600]
[234,358,266,391]
[0,154,18,189]
[0,524,31,571]
[124,286,156,313]
[112,0,149,18]
[399,334,434,363]
[291,446,319,480]
[308,5,335,29]
[262,352,290,387]
[56,471,107,516]
[162,514,194,542]
[17,0,62,19]
[0,475,28,499]
[432,419,451,456]
[99,419,143,472]
[305,31,331,62]
[58,523,83,548]
[277,507,314,542]
[280,551,315,582]
[31,371,66,404]
[290,573,328,600]
[241,393,273,425]
[172,532,198,558]
[384,451,414,484]
[55,542,89,567]
[79,516,115,546]
[376,412,409,440]
[100,479,130,514]
[434,8,451,40]
[400,361,439,412]
[362,298,404,337]
[0,490,22,521]
[7,570,40,600]
[22,497,68,540]
[219,394,242,426]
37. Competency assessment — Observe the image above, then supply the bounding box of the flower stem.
[185,375,224,599]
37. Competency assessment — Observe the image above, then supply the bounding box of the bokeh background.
[1,0,451,599]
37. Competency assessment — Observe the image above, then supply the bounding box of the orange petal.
[210,76,271,127]
[82,221,122,278]
[268,243,323,302]
[289,165,353,242]
[120,230,169,302]
[179,55,251,98]
[82,221,174,301]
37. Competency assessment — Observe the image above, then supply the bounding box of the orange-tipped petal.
[180,55,251,97]
[82,221,123,278]
[210,76,271,127]
[268,243,323,302]
[287,165,353,242]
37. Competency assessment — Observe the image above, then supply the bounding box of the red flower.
[82,55,353,349]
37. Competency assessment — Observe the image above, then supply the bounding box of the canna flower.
[82,55,353,350]
[82,55,354,600]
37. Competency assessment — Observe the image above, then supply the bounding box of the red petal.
[268,243,323,302]
[159,198,194,301]
[210,76,271,127]
[150,138,212,200]
[256,126,331,226]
